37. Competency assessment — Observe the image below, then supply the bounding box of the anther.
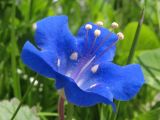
[85,24,92,30]
[94,29,101,37]
[70,52,78,60]
[117,32,124,40]
[111,22,119,29]
[57,59,61,67]
[32,23,37,31]
[91,64,99,73]
[96,21,103,26]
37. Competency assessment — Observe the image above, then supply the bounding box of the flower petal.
[85,83,113,102]
[76,23,118,62]
[77,62,144,101]
[21,41,58,78]
[55,74,115,110]
[108,63,145,100]
[35,15,77,57]
[21,41,78,89]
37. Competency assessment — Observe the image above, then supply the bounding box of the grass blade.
[11,0,21,99]
[113,8,145,120]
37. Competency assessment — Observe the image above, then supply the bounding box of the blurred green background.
[0,0,160,120]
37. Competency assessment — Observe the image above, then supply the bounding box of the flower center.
[65,22,124,84]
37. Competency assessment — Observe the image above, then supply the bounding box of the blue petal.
[35,15,77,58]
[76,23,118,62]
[21,41,59,78]
[55,74,116,110]
[77,62,144,101]
[34,15,80,74]
[21,41,77,90]
[107,63,145,100]
[86,83,113,102]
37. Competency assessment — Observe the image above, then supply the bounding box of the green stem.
[10,74,38,120]
[112,8,145,120]
[38,112,59,116]
[66,103,74,120]
[11,0,21,99]
[137,57,160,84]
[29,0,33,21]
[141,65,160,72]
[113,101,120,120]
[100,105,104,120]
[157,0,160,34]
[108,107,112,120]
[126,8,145,64]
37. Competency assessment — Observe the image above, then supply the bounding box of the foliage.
[0,98,39,120]
[135,48,160,90]
[0,0,160,120]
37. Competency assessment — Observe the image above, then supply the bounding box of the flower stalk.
[58,97,65,120]
[10,74,38,120]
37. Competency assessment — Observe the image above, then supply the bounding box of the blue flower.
[21,15,144,110]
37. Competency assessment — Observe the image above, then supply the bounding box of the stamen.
[70,52,78,60]
[85,24,92,50]
[85,24,92,30]
[111,22,119,29]
[89,29,101,53]
[117,32,124,40]
[96,21,104,26]
[91,33,123,64]
[91,64,99,73]
[94,40,118,62]
[57,58,61,67]
[94,29,101,37]
[75,56,95,81]
[91,32,112,55]
[99,41,117,57]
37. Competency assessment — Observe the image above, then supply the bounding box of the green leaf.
[118,22,159,53]
[116,22,160,64]
[0,98,40,120]
[134,48,160,90]
[134,108,160,120]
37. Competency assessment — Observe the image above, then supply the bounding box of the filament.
[91,32,112,55]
